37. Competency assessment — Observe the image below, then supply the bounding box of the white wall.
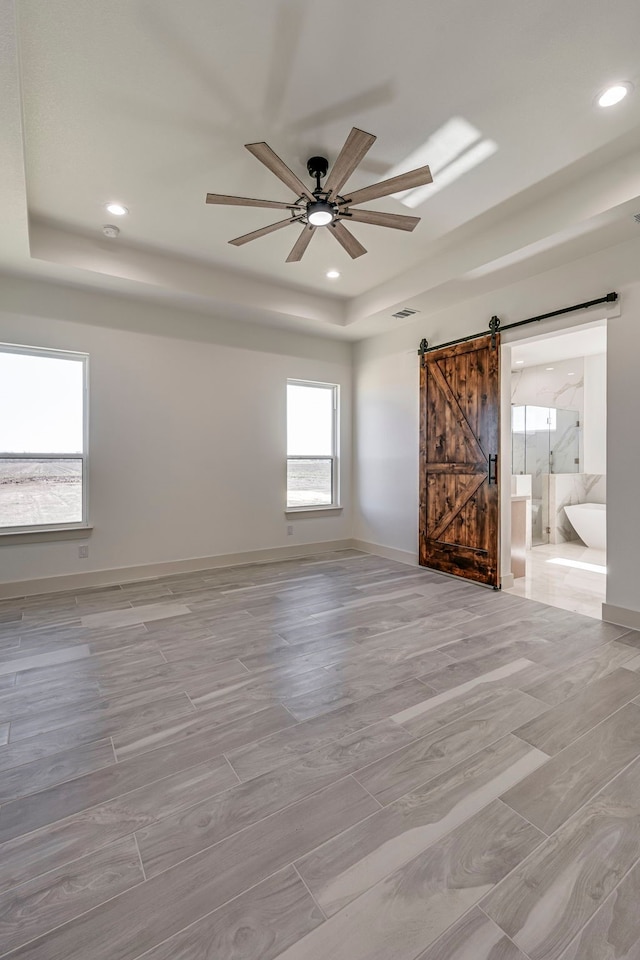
[605,281,640,612]
[354,344,418,556]
[583,352,607,475]
[354,233,640,618]
[0,278,353,586]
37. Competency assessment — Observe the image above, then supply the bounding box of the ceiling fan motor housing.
[307,156,329,180]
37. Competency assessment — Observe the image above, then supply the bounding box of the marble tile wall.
[511,359,584,417]
[548,473,606,543]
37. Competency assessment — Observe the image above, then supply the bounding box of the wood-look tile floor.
[1,550,640,960]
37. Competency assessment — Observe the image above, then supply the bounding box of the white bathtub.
[564,502,606,550]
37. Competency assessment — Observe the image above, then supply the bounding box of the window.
[0,344,88,531]
[287,380,338,508]
[512,405,557,432]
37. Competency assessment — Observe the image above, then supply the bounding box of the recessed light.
[567,371,575,376]
[597,83,631,108]
[326,270,340,279]
[546,367,554,371]
[515,360,524,365]
[105,203,128,216]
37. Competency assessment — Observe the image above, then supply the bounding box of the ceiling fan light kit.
[205,127,432,262]
[307,200,335,226]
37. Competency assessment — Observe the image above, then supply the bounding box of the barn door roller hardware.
[417,292,617,357]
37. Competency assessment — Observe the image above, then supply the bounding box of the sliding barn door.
[419,334,500,587]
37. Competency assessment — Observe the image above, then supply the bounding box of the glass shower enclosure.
[512,405,580,545]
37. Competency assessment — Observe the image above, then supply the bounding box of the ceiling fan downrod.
[305,156,337,226]
[307,156,329,195]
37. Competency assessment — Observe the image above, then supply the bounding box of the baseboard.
[602,603,640,631]
[501,573,515,590]
[351,539,418,567]
[0,539,355,599]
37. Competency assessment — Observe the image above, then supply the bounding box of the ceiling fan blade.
[228,216,301,247]
[339,164,432,206]
[245,142,315,201]
[286,224,316,262]
[341,209,420,231]
[206,193,303,210]
[324,127,377,199]
[330,220,367,259]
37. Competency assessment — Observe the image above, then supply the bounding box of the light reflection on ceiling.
[386,117,498,208]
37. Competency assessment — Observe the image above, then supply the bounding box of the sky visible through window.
[0,351,84,453]
[287,383,333,456]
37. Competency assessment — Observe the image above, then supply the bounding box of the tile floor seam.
[292,862,329,922]
[7,688,199,745]
[121,866,309,960]
[484,840,640,960]
[523,739,640,842]
[0,751,244,844]
[513,696,640,757]
[347,772,385,810]
[479,755,640,945]
[0,844,106,903]
[181,691,198,714]
[234,659,252,674]
[136,770,381,879]
[393,680,548,746]
[495,796,550,839]
[0,769,242,880]
[285,794,541,958]
[297,737,551,903]
[0,848,149,960]
[0,746,123,808]
[223,718,379,783]
[342,734,548,908]
[135,718,443,865]
[350,724,543,809]
[476,905,535,960]
[220,752,242,784]
[133,832,147,882]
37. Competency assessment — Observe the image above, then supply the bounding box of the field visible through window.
[287,458,332,506]
[0,460,83,527]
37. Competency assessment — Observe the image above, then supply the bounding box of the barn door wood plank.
[419,334,500,587]
[428,362,486,463]
[429,473,486,541]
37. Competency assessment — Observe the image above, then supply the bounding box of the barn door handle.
[488,454,498,484]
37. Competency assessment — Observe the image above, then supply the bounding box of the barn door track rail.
[417,291,618,358]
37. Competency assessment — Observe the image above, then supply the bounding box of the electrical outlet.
[286,525,294,536]
[78,545,89,559]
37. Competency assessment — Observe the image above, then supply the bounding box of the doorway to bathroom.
[503,320,607,618]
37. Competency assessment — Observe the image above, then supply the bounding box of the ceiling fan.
[205,127,433,262]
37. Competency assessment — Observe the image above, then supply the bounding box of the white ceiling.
[510,322,607,368]
[2,0,640,337]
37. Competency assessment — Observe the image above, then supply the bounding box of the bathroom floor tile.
[505,541,606,619]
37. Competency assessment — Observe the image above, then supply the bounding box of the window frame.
[286,378,340,510]
[0,342,90,534]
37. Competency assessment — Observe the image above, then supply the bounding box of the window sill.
[285,505,343,517]
[0,526,93,545]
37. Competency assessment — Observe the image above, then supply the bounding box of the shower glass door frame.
[511,404,580,545]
